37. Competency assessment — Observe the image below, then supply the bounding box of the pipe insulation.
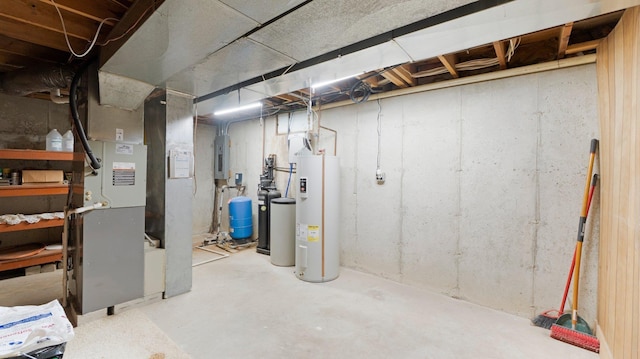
[0,65,74,96]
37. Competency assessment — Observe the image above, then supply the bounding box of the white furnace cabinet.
[295,155,340,282]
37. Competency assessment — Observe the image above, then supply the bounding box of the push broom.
[531,173,598,329]
[550,139,600,353]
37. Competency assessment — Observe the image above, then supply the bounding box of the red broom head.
[550,324,600,353]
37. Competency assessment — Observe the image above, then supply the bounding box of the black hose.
[349,80,371,104]
[70,60,101,169]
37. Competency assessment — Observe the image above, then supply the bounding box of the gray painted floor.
[0,248,598,359]
[138,248,597,359]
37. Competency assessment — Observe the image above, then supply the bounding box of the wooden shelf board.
[0,149,79,161]
[0,219,64,233]
[0,183,69,197]
[0,249,62,272]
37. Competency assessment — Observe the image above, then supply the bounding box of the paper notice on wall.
[307,225,319,242]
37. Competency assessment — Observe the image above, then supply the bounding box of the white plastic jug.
[62,130,74,152]
[46,129,62,151]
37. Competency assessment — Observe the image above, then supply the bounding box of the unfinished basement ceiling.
[0,0,637,114]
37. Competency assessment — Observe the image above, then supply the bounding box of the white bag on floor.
[0,299,74,358]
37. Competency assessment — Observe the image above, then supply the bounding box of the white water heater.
[295,155,340,282]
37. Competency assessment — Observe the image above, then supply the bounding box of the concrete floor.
[0,247,598,359]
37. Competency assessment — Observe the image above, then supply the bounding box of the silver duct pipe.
[0,65,74,96]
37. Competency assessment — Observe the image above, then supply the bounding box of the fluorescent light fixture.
[311,72,364,90]
[213,102,262,116]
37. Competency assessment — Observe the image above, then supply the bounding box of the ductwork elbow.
[0,65,75,97]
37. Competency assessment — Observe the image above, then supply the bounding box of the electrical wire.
[412,37,521,79]
[50,0,117,58]
[98,3,157,46]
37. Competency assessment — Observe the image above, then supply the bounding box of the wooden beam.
[38,0,125,25]
[392,64,416,86]
[437,54,459,78]
[493,41,507,69]
[0,51,53,69]
[0,16,88,53]
[0,0,111,41]
[0,34,69,63]
[557,22,573,59]
[565,39,600,55]
[380,68,409,88]
[359,74,379,87]
[274,93,299,102]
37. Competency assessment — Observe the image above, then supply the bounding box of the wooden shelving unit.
[0,249,62,272]
[0,183,69,197]
[0,149,82,161]
[0,149,76,272]
[0,219,64,233]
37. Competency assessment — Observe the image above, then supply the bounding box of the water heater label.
[307,225,319,242]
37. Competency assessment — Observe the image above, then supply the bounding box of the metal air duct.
[0,65,74,97]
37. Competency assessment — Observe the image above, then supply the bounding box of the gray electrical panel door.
[214,135,229,180]
[80,206,144,314]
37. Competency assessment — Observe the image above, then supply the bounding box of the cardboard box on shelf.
[21,170,64,183]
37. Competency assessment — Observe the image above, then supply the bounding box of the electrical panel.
[214,135,230,180]
[83,140,147,208]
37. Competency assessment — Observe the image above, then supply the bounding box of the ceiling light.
[311,72,364,90]
[213,102,262,116]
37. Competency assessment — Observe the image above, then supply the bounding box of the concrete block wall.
[224,64,600,320]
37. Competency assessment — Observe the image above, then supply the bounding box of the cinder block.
[25,266,41,275]
[41,263,56,273]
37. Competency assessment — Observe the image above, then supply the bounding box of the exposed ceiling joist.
[0,34,69,63]
[0,16,87,52]
[566,39,600,55]
[1,0,109,42]
[381,67,410,88]
[558,22,574,59]
[438,54,459,78]
[392,64,416,87]
[493,41,507,70]
[38,0,121,25]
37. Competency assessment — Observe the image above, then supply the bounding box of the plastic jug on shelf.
[46,129,63,152]
[62,130,74,152]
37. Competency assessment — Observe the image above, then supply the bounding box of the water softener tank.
[270,198,296,266]
[229,196,252,240]
[295,155,340,282]
[257,189,281,254]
